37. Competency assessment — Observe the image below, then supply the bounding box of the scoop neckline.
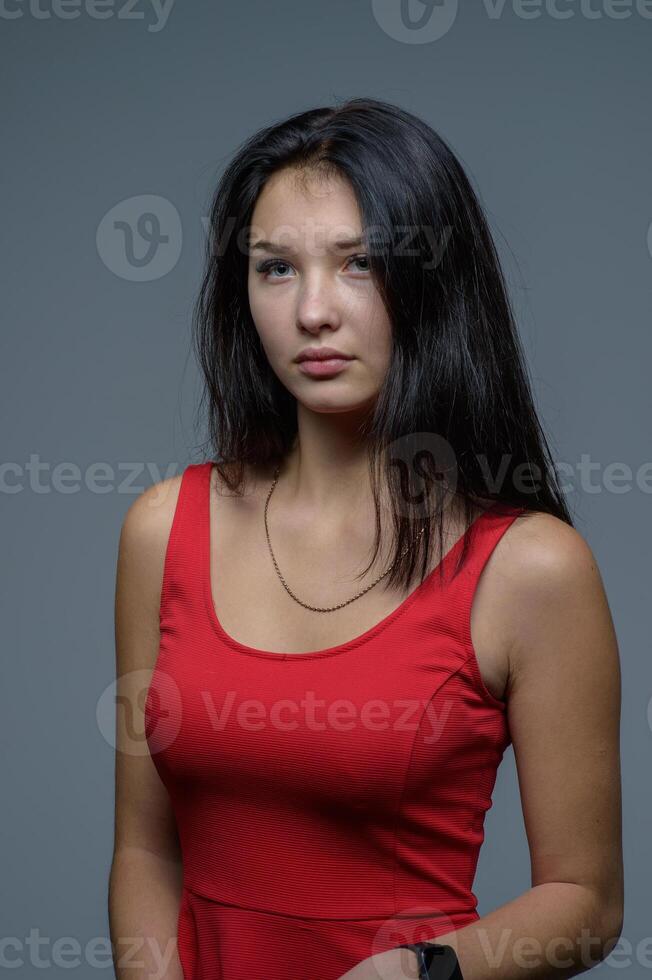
[201,462,498,662]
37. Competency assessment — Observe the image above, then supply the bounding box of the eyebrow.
[249,235,365,255]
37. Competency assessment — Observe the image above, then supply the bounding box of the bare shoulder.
[115,472,184,664]
[498,509,605,608]
[119,471,184,561]
[495,509,616,682]
[496,508,599,595]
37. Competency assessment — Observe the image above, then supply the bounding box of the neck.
[279,404,378,522]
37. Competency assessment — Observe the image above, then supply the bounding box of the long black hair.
[192,96,572,592]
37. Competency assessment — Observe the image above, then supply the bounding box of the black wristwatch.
[399,942,464,979]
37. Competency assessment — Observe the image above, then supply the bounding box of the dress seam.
[390,659,471,917]
[182,882,415,922]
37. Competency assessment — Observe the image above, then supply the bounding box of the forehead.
[249,168,363,250]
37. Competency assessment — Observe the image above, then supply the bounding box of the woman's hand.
[337,945,419,980]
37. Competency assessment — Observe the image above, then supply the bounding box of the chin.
[296,392,378,415]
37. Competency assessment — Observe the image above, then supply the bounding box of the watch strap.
[399,942,464,979]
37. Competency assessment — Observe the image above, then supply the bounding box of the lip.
[295,347,354,363]
[296,357,353,378]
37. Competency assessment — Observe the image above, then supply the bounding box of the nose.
[295,272,342,334]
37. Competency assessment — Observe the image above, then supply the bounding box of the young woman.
[109,98,623,980]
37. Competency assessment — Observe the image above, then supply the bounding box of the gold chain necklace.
[263,463,426,613]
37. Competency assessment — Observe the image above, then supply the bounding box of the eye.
[347,254,370,273]
[255,258,294,280]
[254,254,370,280]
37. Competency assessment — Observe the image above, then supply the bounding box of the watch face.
[423,944,464,979]
[398,942,463,980]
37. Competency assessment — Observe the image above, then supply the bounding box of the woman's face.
[247,167,393,416]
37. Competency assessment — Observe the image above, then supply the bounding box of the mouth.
[295,347,354,364]
[295,355,354,378]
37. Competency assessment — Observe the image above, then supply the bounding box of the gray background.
[2,1,650,976]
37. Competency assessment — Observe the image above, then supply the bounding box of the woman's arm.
[343,511,624,980]
[108,477,186,980]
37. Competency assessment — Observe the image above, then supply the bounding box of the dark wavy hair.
[192,96,572,592]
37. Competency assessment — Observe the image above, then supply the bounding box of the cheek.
[358,308,393,373]
[255,326,285,371]
[247,276,266,331]
[248,288,290,363]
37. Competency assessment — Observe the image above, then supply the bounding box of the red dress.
[145,461,525,980]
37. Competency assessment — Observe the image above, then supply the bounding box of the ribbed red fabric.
[145,461,525,980]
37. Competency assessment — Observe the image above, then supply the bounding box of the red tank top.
[145,461,525,980]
